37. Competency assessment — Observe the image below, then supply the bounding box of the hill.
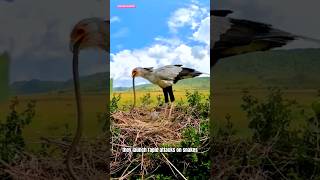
[213,48,320,89]
[114,77,210,92]
[11,72,108,95]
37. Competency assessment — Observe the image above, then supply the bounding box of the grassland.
[0,93,107,149]
[114,89,209,106]
[212,89,319,136]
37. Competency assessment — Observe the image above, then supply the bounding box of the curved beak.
[131,71,137,78]
[70,35,86,52]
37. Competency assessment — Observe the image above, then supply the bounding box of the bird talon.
[167,102,175,120]
[164,103,168,117]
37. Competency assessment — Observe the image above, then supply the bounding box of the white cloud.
[192,16,210,45]
[168,3,208,33]
[154,37,182,46]
[110,16,121,23]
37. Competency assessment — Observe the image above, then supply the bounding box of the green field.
[114,90,209,106]
[213,89,318,136]
[0,93,107,149]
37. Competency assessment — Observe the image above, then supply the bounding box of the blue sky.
[111,0,210,52]
[111,0,181,51]
[111,0,210,87]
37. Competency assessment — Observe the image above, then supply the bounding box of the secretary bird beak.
[131,71,136,78]
[132,75,136,108]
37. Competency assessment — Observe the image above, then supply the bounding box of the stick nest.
[110,106,205,177]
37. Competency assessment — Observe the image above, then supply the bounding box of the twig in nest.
[119,162,141,180]
[141,152,144,180]
[161,153,187,180]
[40,137,69,148]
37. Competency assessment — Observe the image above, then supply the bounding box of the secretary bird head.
[70,17,109,52]
[131,67,153,78]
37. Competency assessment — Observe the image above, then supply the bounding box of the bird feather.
[154,65,183,81]
[211,11,298,66]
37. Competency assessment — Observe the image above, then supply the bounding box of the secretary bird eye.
[76,29,85,35]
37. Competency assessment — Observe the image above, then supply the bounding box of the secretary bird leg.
[168,86,175,119]
[168,102,175,119]
[164,103,168,117]
[163,87,169,117]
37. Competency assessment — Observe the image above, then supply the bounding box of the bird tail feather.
[173,68,203,83]
[298,35,320,44]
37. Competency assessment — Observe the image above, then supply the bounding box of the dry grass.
[112,107,198,145]
[110,106,205,179]
[0,135,110,180]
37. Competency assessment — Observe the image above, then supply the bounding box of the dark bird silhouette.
[211,10,320,67]
[68,17,109,180]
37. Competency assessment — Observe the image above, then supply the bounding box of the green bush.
[156,94,164,106]
[173,119,210,179]
[140,93,153,107]
[241,88,296,143]
[212,88,320,179]
[185,91,209,119]
[0,97,36,162]
[110,94,121,113]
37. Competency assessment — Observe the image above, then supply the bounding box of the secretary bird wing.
[154,65,183,81]
[143,67,154,72]
[212,10,233,17]
[211,10,297,66]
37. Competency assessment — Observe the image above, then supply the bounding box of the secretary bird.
[211,10,320,67]
[68,17,109,180]
[132,65,204,118]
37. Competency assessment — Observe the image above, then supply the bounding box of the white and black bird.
[211,10,320,67]
[131,65,204,118]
